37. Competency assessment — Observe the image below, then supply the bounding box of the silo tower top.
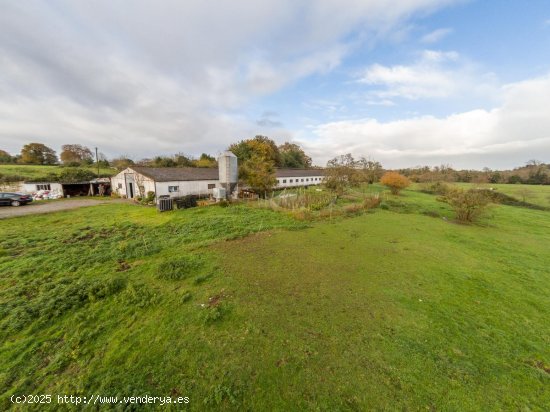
[220,151,237,158]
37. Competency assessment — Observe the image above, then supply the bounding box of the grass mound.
[156,255,204,280]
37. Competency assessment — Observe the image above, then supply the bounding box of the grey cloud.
[256,111,283,128]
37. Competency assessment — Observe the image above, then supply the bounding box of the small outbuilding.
[22,178,111,198]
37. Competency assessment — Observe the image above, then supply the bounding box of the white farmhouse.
[110,151,325,200]
[111,166,222,199]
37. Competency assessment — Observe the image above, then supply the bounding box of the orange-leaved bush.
[380,172,411,195]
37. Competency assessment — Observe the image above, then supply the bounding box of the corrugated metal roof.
[275,169,325,177]
[127,167,325,182]
[129,167,219,182]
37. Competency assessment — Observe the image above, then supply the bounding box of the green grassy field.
[444,182,550,207]
[1,187,549,410]
[0,164,117,180]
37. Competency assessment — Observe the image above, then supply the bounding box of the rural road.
[0,199,123,219]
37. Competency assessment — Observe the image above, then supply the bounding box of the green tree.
[0,150,14,164]
[58,168,97,183]
[97,152,110,167]
[173,153,194,167]
[194,153,217,168]
[356,157,383,183]
[228,136,281,168]
[111,157,135,170]
[325,154,363,195]
[241,155,276,197]
[152,156,177,167]
[278,142,312,168]
[60,144,94,165]
[20,143,57,164]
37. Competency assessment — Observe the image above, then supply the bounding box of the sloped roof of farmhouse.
[274,168,325,178]
[128,166,325,182]
[129,167,219,181]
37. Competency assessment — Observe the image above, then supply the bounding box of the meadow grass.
[448,182,550,207]
[0,189,549,410]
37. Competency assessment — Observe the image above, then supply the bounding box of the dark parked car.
[0,193,33,207]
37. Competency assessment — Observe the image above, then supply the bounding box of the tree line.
[0,137,313,172]
[396,161,550,185]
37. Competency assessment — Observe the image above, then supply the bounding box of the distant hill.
[0,164,117,182]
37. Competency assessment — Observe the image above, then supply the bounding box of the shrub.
[420,181,451,195]
[343,204,363,215]
[58,168,97,183]
[119,282,159,308]
[0,174,26,183]
[440,188,490,223]
[291,209,313,221]
[362,194,381,209]
[218,200,230,207]
[201,303,230,324]
[272,190,335,211]
[139,191,156,205]
[380,172,411,195]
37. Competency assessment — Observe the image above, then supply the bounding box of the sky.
[1,0,550,169]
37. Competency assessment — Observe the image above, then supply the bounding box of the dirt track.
[0,199,120,219]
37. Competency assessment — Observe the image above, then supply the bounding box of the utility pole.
[95,147,99,177]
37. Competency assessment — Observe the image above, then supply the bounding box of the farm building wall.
[110,168,220,199]
[274,175,325,189]
[0,182,25,193]
[111,168,155,199]
[155,180,219,198]
[111,166,326,199]
[22,182,64,193]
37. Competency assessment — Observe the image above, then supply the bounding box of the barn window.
[117,183,122,189]
[283,179,287,183]
[168,186,179,192]
[207,184,215,189]
[289,179,293,183]
[301,179,304,182]
[36,184,51,191]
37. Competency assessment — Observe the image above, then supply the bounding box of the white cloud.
[0,0,461,157]
[421,28,453,43]
[356,50,494,101]
[302,74,550,169]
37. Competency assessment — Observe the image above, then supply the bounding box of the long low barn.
[111,166,325,199]
[274,169,326,188]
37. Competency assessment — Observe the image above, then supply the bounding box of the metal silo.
[218,151,238,198]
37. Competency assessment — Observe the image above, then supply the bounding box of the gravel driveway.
[0,199,119,219]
